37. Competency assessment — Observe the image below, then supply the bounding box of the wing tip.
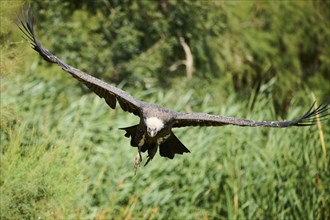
[295,102,329,126]
[17,4,58,64]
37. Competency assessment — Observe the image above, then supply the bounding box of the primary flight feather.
[17,6,329,170]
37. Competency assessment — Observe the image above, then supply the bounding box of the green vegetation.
[1,1,329,219]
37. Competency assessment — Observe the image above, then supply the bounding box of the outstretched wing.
[173,102,329,128]
[17,6,142,116]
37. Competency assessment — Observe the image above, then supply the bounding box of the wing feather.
[173,102,329,128]
[17,6,141,116]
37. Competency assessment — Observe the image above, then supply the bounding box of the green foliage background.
[1,0,329,219]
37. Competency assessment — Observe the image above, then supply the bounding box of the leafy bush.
[28,0,329,104]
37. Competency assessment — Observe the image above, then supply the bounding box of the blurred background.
[1,0,329,219]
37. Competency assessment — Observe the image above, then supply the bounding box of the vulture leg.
[134,144,144,175]
[134,150,142,175]
[120,125,143,174]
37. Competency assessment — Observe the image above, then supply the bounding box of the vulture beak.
[147,127,157,137]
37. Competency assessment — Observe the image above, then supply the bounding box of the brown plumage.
[17,6,329,170]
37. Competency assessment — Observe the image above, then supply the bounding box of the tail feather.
[159,132,190,159]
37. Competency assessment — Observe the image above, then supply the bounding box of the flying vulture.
[17,6,329,172]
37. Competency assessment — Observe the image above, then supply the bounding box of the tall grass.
[0,122,83,219]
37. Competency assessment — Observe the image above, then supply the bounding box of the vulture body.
[17,6,329,170]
